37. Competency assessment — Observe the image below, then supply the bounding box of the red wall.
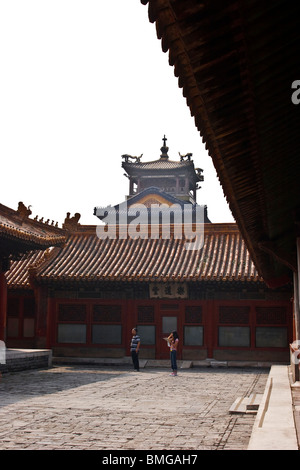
[48,297,293,362]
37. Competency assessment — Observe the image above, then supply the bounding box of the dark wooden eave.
[140,0,300,287]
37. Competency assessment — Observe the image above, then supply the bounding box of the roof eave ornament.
[160,135,169,159]
[121,154,143,163]
[63,212,81,231]
[17,201,32,221]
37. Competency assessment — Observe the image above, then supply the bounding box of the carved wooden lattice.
[93,305,122,323]
[7,298,20,317]
[185,306,202,323]
[138,306,155,323]
[219,306,250,324]
[58,304,86,322]
[161,303,179,310]
[23,297,35,318]
[256,307,286,325]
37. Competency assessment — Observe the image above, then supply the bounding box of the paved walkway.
[291,379,300,448]
[0,365,269,450]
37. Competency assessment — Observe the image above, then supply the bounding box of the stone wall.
[0,349,52,373]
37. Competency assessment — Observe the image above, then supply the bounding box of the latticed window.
[137,306,154,323]
[219,306,250,324]
[93,305,122,323]
[184,305,203,346]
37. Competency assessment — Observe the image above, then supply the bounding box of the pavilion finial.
[160,135,169,159]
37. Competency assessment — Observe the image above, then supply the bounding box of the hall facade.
[4,140,294,364]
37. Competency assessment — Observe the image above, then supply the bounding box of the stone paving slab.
[0,365,269,450]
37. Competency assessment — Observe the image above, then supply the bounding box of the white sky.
[0,0,234,226]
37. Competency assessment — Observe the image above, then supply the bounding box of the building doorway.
[157,302,182,359]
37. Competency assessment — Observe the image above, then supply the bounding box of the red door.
[157,301,182,359]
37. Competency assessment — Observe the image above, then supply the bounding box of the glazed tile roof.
[23,223,262,285]
[123,159,193,171]
[0,203,66,261]
[122,158,203,187]
[6,250,48,289]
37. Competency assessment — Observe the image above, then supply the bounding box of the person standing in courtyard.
[130,327,140,371]
[168,330,179,376]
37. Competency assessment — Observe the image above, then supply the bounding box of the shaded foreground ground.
[0,365,269,450]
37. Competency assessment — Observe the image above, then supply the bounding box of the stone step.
[247,393,263,410]
[229,393,263,415]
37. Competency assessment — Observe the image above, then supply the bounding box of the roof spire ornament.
[160,135,169,159]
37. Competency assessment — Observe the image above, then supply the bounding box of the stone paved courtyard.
[0,365,269,450]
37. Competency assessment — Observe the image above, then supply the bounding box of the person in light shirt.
[167,331,179,376]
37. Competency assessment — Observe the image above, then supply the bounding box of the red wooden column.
[125,299,135,356]
[46,296,56,349]
[35,286,49,348]
[0,272,7,342]
[206,299,215,358]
